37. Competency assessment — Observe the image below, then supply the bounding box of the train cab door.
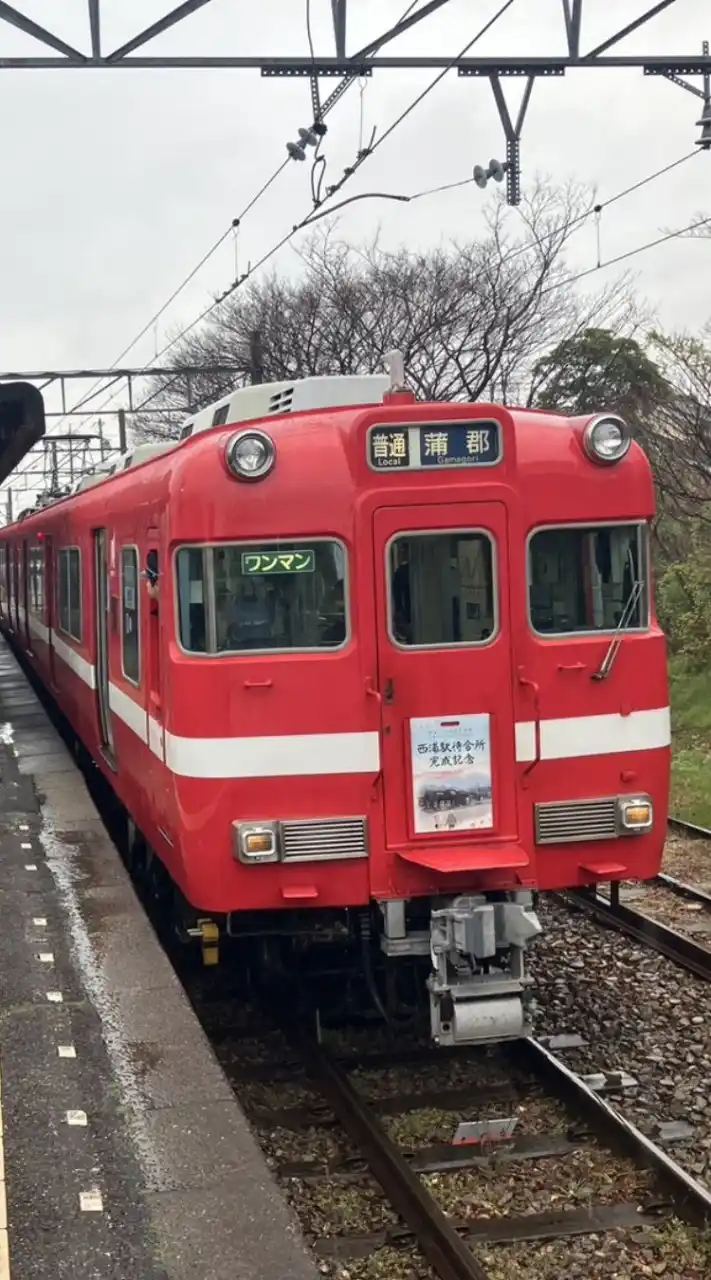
[94,529,115,758]
[372,503,526,872]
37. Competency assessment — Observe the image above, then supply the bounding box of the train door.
[21,539,30,649]
[11,543,19,632]
[145,547,165,761]
[373,503,522,865]
[94,529,115,756]
[44,535,57,685]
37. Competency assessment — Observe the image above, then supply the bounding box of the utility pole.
[5,489,12,524]
[118,408,127,453]
[250,331,264,385]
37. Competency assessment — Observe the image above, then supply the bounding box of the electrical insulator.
[286,140,307,161]
[473,159,508,189]
[298,127,320,148]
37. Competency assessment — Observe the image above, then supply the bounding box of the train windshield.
[528,523,648,634]
[388,531,495,647]
[176,540,347,654]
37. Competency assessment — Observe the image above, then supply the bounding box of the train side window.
[58,547,82,641]
[388,532,496,648]
[528,523,648,635]
[121,547,140,684]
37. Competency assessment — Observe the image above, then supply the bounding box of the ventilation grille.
[269,387,295,415]
[280,817,368,862]
[535,798,618,845]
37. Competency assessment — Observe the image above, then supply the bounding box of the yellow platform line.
[0,1063,9,1279]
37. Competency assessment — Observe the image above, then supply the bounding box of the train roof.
[12,373,394,519]
[178,374,391,439]
[2,360,653,529]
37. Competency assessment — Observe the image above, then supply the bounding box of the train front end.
[166,372,669,1047]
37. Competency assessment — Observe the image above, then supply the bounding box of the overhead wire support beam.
[2,54,710,72]
[585,0,678,60]
[106,0,218,63]
[331,0,346,59]
[562,0,583,59]
[87,0,101,59]
[489,74,535,206]
[0,1,87,62]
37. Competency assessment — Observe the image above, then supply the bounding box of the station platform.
[0,639,317,1280]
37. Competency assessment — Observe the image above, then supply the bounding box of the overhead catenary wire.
[6,152,705,499]
[138,0,521,371]
[7,5,708,495]
[51,0,429,432]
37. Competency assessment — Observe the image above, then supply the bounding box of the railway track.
[561,814,711,979]
[198,988,711,1280]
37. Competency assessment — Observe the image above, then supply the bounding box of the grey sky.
[0,0,709,478]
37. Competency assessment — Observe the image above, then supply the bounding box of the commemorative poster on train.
[410,715,493,835]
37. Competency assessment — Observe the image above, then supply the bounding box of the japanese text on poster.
[410,715,493,834]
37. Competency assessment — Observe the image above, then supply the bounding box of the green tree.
[531,326,669,420]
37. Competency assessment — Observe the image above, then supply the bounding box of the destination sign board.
[368,421,501,472]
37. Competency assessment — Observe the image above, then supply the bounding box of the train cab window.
[176,547,208,652]
[528,523,648,634]
[176,541,347,654]
[121,548,140,684]
[388,532,495,647]
[58,547,82,641]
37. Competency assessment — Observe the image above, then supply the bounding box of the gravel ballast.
[531,895,711,1185]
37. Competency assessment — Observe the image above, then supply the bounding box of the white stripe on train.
[24,618,671,779]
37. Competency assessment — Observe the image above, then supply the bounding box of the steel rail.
[657,872,711,908]
[515,1039,711,1228]
[668,815,711,840]
[277,1016,492,1280]
[563,887,711,980]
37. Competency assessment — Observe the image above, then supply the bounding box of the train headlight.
[617,796,653,834]
[233,821,280,864]
[225,430,276,481]
[582,415,631,466]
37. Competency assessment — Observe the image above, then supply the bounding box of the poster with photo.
[411,715,493,834]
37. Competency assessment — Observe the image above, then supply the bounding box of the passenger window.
[121,548,140,683]
[389,532,495,647]
[529,523,647,634]
[58,547,82,641]
[176,542,348,654]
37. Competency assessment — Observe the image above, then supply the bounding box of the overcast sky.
[0,0,709,486]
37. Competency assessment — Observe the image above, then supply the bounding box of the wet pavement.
[0,639,317,1280]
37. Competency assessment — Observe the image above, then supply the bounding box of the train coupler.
[184,918,221,966]
[428,894,541,1047]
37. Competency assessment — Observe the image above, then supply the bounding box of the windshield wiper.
[591,580,644,682]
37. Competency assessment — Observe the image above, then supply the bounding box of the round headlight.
[225,430,276,481]
[582,415,631,466]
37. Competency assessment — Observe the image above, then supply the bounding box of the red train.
[0,359,670,1045]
